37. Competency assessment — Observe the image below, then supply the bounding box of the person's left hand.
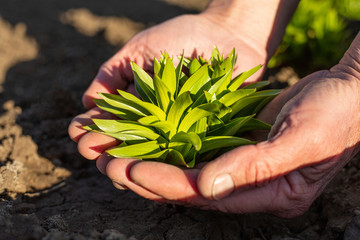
[96,48,360,217]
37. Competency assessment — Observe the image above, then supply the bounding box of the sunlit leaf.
[153,74,172,112]
[228,64,263,91]
[243,80,270,90]
[162,57,177,97]
[117,89,166,121]
[167,91,193,128]
[107,141,160,158]
[219,89,256,106]
[189,58,202,75]
[178,102,220,132]
[93,99,140,121]
[131,62,157,103]
[170,132,202,151]
[200,136,255,154]
[178,64,210,96]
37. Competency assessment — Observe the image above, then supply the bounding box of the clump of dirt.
[0,100,70,197]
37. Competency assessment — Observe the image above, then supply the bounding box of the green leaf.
[167,91,193,128]
[200,136,255,154]
[219,89,256,106]
[117,89,166,121]
[211,57,233,79]
[170,132,202,151]
[178,64,210,96]
[154,57,161,76]
[92,119,155,133]
[82,124,100,131]
[189,58,202,75]
[153,74,172,112]
[236,118,272,134]
[211,46,222,67]
[98,93,148,118]
[165,149,188,167]
[93,99,140,121]
[100,132,147,142]
[243,80,270,90]
[138,116,176,139]
[175,52,185,86]
[230,89,281,117]
[208,115,254,136]
[131,62,157,103]
[162,57,177,97]
[138,149,169,160]
[208,70,232,95]
[228,64,263,91]
[178,102,220,132]
[107,141,161,158]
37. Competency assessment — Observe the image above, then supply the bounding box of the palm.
[106,69,360,218]
[81,14,267,109]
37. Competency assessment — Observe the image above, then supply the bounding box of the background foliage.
[268,0,360,73]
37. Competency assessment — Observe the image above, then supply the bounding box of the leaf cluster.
[85,47,280,167]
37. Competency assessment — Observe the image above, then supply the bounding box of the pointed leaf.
[236,118,272,134]
[200,136,255,154]
[117,89,166,120]
[230,90,281,117]
[189,58,201,75]
[175,51,184,85]
[93,99,140,121]
[167,91,193,128]
[228,64,263,91]
[154,57,161,76]
[138,149,169,160]
[92,119,155,133]
[153,74,172,112]
[170,132,202,151]
[178,64,210,96]
[165,149,188,167]
[220,89,256,106]
[162,57,177,97]
[99,93,148,118]
[208,115,254,136]
[131,62,156,103]
[242,80,270,90]
[208,70,232,95]
[178,102,220,132]
[107,141,160,158]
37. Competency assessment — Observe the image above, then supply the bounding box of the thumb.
[197,110,331,200]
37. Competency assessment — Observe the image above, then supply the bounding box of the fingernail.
[112,181,128,190]
[212,174,234,200]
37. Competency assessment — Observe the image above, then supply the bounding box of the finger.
[82,56,132,109]
[96,152,114,174]
[77,132,120,160]
[129,162,200,200]
[106,158,164,200]
[197,108,335,201]
[68,107,115,142]
[212,171,314,218]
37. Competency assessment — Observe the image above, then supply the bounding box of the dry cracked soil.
[1,1,360,239]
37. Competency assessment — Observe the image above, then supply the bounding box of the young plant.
[84,47,280,168]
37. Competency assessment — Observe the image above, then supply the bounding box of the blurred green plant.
[268,0,359,71]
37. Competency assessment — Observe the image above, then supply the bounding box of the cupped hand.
[68,12,269,159]
[97,58,360,218]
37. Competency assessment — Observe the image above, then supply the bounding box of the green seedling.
[84,47,280,168]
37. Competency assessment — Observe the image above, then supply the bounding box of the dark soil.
[0,1,360,239]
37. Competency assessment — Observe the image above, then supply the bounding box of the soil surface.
[0,1,360,239]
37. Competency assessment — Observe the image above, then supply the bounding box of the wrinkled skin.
[69,11,360,218]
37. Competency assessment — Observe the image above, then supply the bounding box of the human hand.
[96,34,360,218]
